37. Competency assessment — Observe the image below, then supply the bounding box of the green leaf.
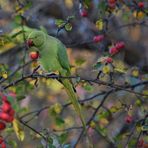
[55,19,64,27]
[5,127,14,134]
[83,0,91,7]
[98,1,107,14]
[8,140,17,148]
[83,83,93,91]
[7,95,20,111]
[113,134,122,143]
[58,132,68,144]
[24,1,32,9]
[55,117,65,127]
[128,139,136,147]
[16,95,26,101]
[65,23,72,31]
[14,15,22,25]
[47,137,53,144]
[96,126,107,136]
[48,144,56,148]
[75,58,86,66]
[93,62,102,69]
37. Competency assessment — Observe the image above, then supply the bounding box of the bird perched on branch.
[26,30,86,131]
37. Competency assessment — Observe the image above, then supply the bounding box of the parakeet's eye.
[27,39,34,47]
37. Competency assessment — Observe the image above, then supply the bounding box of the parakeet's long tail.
[61,79,86,130]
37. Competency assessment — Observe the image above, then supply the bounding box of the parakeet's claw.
[47,72,58,79]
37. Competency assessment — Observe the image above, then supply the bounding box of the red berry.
[138,139,144,147]
[0,113,13,123]
[80,9,88,17]
[8,92,16,97]
[27,39,34,47]
[8,109,15,117]
[6,116,14,122]
[109,3,116,8]
[108,0,116,4]
[138,2,144,8]
[105,57,113,63]
[115,41,125,50]
[0,122,6,131]
[0,137,4,144]
[93,35,104,43]
[1,96,7,102]
[125,115,133,124]
[108,0,116,8]
[1,142,6,148]
[1,101,11,113]
[29,51,39,60]
[109,47,118,55]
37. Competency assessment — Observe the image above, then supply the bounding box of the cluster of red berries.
[79,2,88,17]
[104,57,113,63]
[138,139,144,148]
[0,136,6,148]
[93,35,104,43]
[0,95,15,148]
[125,115,133,124]
[108,0,116,9]
[80,9,88,17]
[138,2,144,9]
[109,41,125,55]
[27,39,40,60]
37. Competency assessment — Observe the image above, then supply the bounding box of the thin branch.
[74,89,113,147]
[1,73,148,96]
[18,118,47,141]
[86,90,113,125]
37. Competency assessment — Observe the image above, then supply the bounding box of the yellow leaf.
[132,69,139,77]
[142,90,148,99]
[99,118,109,128]
[0,42,16,54]
[13,118,25,141]
[90,121,96,128]
[110,106,118,113]
[96,19,103,30]
[65,116,74,127]
[102,65,110,74]
[136,125,142,132]
[2,72,8,79]
[65,0,73,8]
[113,59,127,74]
[133,11,145,19]
[135,99,141,106]
[54,103,62,114]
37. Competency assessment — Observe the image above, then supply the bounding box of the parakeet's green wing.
[57,42,71,75]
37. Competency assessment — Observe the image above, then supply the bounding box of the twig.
[18,118,47,141]
[2,73,147,96]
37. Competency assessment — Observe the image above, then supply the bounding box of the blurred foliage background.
[0,0,148,148]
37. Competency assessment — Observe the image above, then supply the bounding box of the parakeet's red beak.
[27,39,34,47]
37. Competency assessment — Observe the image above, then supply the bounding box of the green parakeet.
[27,30,86,130]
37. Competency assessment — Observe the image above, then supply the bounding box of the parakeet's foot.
[47,72,58,78]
